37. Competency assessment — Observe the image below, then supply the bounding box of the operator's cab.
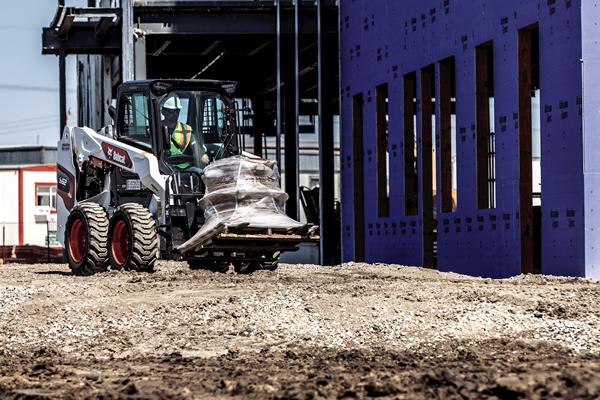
[109,80,239,255]
[112,80,238,171]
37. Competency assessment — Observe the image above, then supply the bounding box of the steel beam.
[42,25,121,55]
[95,16,113,38]
[137,9,338,36]
[58,15,75,37]
[134,0,338,6]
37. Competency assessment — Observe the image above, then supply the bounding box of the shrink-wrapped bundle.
[178,155,304,253]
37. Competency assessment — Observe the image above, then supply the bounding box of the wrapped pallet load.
[178,155,304,254]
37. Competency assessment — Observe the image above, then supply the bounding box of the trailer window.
[36,185,57,210]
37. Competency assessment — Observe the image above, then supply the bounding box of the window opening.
[476,42,496,209]
[421,65,436,269]
[376,83,389,217]
[439,57,457,212]
[518,24,541,274]
[352,93,365,262]
[404,72,418,216]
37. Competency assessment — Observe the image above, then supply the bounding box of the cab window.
[118,93,151,146]
[201,96,226,144]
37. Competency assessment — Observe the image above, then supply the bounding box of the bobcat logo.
[102,143,132,168]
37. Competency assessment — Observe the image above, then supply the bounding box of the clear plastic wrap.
[178,155,304,253]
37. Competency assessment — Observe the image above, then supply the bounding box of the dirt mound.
[0,262,599,398]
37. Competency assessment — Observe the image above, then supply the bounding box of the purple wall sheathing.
[340,0,586,278]
[582,1,600,279]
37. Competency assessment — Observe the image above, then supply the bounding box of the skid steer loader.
[57,79,317,275]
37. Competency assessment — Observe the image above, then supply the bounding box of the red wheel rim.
[111,219,129,266]
[68,217,86,263]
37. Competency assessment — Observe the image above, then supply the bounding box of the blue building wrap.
[340,0,600,278]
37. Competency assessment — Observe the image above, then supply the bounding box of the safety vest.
[169,122,192,169]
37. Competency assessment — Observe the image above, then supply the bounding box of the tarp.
[178,155,304,254]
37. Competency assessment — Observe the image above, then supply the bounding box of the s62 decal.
[57,165,75,211]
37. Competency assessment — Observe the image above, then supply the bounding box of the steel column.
[318,0,338,265]
[59,50,67,138]
[134,34,147,80]
[252,97,265,157]
[294,0,301,219]
[121,0,134,82]
[58,0,66,138]
[283,2,299,220]
[275,0,282,170]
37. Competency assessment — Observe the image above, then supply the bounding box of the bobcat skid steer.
[57,79,317,276]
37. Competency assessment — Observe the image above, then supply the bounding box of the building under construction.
[44,0,600,278]
[340,0,600,278]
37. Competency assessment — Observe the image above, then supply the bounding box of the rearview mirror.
[108,105,116,121]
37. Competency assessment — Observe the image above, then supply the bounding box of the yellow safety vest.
[169,122,192,169]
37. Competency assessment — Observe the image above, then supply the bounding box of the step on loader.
[57,79,317,275]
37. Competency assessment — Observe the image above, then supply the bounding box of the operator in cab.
[161,94,209,173]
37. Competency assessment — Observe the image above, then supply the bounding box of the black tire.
[262,261,279,271]
[188,260,230,273]
[65,203,109,276]
[233,261,259,274]
[108,203,158,272]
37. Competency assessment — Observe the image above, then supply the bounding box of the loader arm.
[70,126,167,204]
[57,125,168,248]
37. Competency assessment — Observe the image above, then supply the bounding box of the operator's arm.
[183,126,210,166]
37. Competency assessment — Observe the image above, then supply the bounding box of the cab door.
[111,90,155,206]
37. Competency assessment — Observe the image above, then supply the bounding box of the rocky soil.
[0,261,599,399]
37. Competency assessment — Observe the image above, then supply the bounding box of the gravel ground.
[0,261,600,398]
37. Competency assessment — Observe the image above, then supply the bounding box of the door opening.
[421,65,437,269]
[518,24,541,274]
[352,93,365,262]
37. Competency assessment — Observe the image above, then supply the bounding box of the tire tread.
[65,203,109,276]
